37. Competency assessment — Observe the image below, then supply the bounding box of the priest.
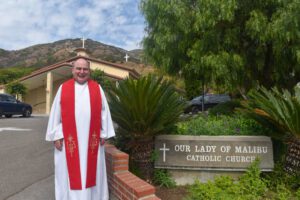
[46,58,115,200]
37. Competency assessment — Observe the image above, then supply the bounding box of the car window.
[204,96,210,102]
[0,95,8,102]
[7,96,16,103]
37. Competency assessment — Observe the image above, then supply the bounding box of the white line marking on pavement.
[0,127,32,132]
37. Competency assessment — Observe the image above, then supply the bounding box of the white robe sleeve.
[100,86,115,139]
[45,86,64,141]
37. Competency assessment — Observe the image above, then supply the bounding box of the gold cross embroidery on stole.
[67,135,76,157]
[90,131,98,153]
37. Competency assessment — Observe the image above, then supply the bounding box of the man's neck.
[75,79,89,85]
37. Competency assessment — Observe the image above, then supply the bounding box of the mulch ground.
[155,186,189,200]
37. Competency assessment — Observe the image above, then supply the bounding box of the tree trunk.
[261,42,274,89]
[130,139,154,182]
[284,137,300,175]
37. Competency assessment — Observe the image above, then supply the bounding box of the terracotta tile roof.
[64,55,140,78]
[0,55,140,88]
[25,55,140,79]
[18,63,73,82]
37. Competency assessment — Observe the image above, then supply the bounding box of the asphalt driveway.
[0,115,54,200]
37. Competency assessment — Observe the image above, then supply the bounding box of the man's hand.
[100,138,105,146]
[54,139,64,151]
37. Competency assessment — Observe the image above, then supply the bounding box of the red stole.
[61,79,102,190]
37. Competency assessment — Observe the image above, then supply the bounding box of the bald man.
[46,58,115,200]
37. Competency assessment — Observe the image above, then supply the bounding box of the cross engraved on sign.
[67,135,76,157]
[90,131,98,153]
[159,143,170,162]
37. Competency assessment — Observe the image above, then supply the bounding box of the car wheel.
[23,109,31,117]
[5,114,12,118]
[191,106,200,114]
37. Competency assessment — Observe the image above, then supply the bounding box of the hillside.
[0,38,145,70]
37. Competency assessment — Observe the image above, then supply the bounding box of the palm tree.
[108,75,185,181]
[240,85,300,174]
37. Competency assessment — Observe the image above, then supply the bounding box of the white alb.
[46,82,115,200]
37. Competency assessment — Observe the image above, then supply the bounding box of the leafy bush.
[187,179,227,200]
[177,114,269,136]
[186,160,299,200]
[90,69,112,90]
[208,100,241,116]
[0,67,34,84]
[263,163,300,191]
[6,82,27,100]
[186,160,267,200]
[296,188,300,199]
[153,169,176,188]
[274,184,292,200]
[237,159,267,199]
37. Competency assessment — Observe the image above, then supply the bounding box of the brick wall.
[105,144,161,200]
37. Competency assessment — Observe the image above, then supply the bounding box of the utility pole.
[201,76,205,112]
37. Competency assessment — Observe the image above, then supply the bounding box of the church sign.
[155,135,274,171]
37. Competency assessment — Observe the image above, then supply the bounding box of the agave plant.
[240,85,300,174]
[108,74,185,180]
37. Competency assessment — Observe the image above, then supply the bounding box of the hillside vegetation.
[0,38,143,68]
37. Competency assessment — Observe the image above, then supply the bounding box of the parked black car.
[185,94,231,113]
[0,93,32,118]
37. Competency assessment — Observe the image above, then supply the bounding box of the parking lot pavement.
[0,115,54,200]
[6,175,54,200]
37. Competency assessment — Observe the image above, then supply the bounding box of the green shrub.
[238,159,267,199]
[0,67,34,84]
[187,176,246,200]
[91,69,112,90]
[153,169,176,188]
[176,114,269,136]
[186,160,268,200]
[296,188,300,199]
[6,82,27,100]
[186,159,300,199]
[209,100,241,116]
[187,180,223,200]
[274,184,292,200]
[263,163,300,191]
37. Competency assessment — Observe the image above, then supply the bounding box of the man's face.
[72,58,90,84]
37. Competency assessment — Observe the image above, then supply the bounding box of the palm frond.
[108,74,185,140]
[239,85,300,139]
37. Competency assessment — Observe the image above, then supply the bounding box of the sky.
[0,0,145,51]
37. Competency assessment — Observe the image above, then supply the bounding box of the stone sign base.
[169,169,244,185]
[155,135,274,185]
